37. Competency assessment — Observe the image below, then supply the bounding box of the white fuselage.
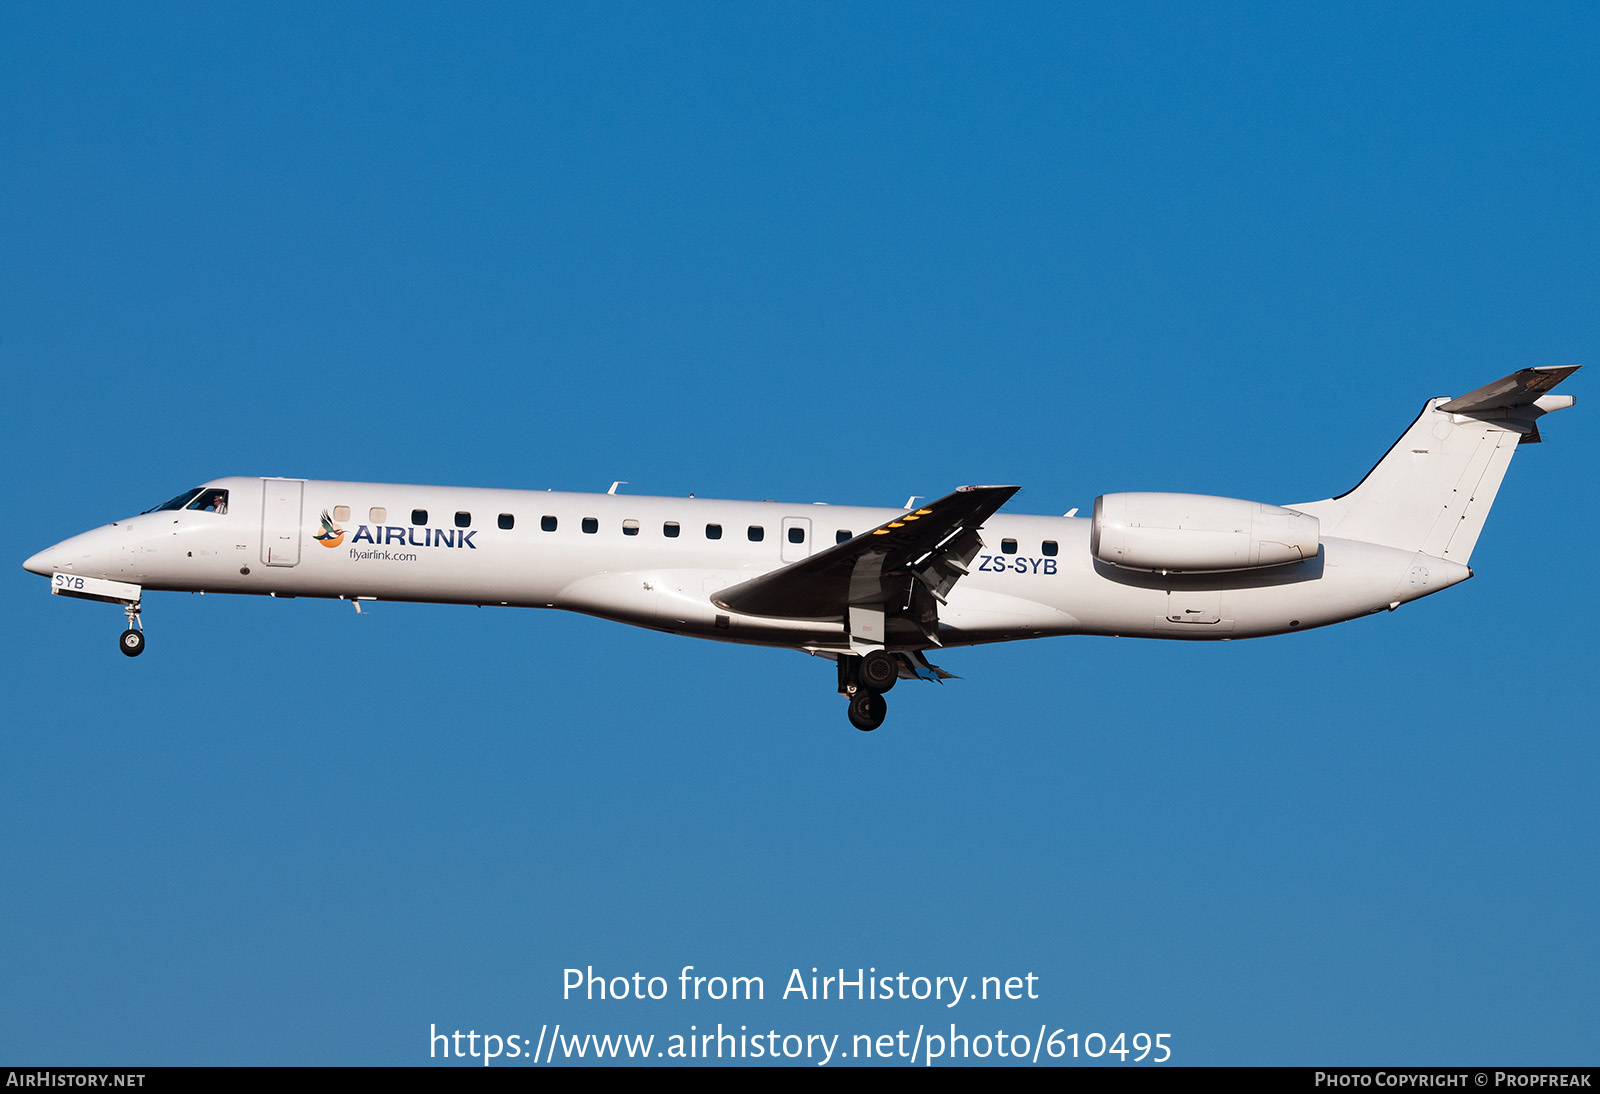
[24,475,1469,652]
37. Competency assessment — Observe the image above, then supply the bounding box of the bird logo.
[314,510,346,548]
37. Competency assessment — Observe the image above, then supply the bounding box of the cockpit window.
[143,487,230,514]
[145,488,205,513]
[187,489,229,514]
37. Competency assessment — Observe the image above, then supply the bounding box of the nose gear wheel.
[118,602,145,657]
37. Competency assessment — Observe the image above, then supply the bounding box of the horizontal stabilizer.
[1438,365,1580,413]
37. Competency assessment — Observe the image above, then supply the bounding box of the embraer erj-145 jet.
[24,367,1579,730]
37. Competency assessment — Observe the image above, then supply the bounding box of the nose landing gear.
[118,602,145,657]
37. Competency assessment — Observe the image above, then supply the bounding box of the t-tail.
[1291,366,1579,562]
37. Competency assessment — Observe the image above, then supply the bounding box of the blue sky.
[3,2,1596,1066]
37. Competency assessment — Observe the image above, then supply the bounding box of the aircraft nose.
[24,526,120,577]
[23,546,59,576]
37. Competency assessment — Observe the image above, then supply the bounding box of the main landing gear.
[118,602,145,657]
[840,650,899,732]
[848,689,886,731]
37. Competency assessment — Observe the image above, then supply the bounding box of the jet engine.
[1090,492,1319,573]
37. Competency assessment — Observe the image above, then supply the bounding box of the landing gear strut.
[118,602,145,657]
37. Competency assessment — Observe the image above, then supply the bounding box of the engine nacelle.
[1090,492,1320,573]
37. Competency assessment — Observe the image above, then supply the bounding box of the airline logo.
[348,524,478,549]
[314,511,346,548]
[311,510,481,553]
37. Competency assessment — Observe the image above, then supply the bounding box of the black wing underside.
[711,485,1020,623]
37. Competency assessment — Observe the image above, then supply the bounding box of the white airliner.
[23,366,1579,730]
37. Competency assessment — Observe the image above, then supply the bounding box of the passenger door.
[260,478,305,567]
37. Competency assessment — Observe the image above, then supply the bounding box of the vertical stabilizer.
[1290,366,1578,561]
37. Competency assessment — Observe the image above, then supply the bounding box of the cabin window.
[498,514,514,530]
[788,526,805,544]
[370,507,387,523]
[623,519,639,536]
[412,509,428,525]
[582,517,598,534]
[706,523,723,540]
[541,515,557,532]
[837,529,853,544]
[664,521,680,538]
[455,511,471,528]
[748,525,765,542]
[1042,540,1058,556]
[1001,538,1018,554]
[187,489,229,514]
[333,506,351,522]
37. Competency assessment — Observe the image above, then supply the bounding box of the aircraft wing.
[711,485,1020,621]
